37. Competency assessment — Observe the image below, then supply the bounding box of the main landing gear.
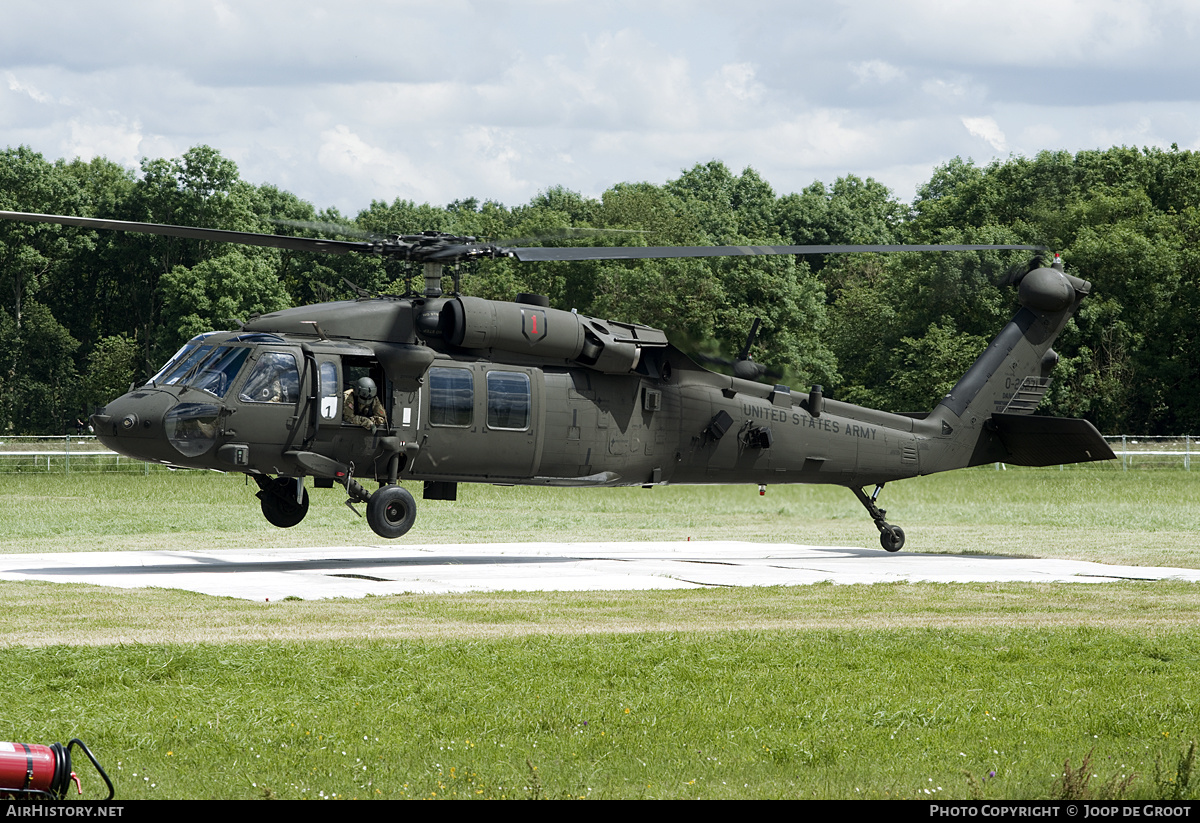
[852,484,906,553]
[255,476,309,528]
[342,475,417,540]
[253,474,417,539]
[364,485,417,539]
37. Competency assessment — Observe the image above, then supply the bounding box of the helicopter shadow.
[16,551,584,579]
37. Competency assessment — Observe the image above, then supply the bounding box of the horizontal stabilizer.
[976,414,1116,467]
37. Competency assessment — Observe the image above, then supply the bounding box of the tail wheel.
[366,485,417,539]
[880,525,905,553]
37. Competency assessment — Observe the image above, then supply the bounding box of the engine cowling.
[431,295,662,374]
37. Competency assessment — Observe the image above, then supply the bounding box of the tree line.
[2,143,1198,436]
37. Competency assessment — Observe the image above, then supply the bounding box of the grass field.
[3,466,1199,566]
[1,467,1199,800]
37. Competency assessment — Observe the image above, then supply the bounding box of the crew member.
[343,376,387,431]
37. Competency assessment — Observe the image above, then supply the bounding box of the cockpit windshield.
[148,333,219,386]
[146,334,251,398]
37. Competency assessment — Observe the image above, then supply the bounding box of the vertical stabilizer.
[921,265,1111,472]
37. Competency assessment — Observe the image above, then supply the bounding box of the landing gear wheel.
[258,478,309,528]
[366,485,416,539]
[880,525,905,553]
[851,485,907,553]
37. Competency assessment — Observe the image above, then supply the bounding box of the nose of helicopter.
[90,389,185,464]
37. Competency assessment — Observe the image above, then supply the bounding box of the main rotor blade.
[508,243,1046,261]
[0,210,1046,264]
[0,210,372,255]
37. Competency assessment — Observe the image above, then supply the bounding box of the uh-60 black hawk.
[1,209,1115,551]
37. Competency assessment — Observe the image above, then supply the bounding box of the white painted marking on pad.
[0,542,1196,602]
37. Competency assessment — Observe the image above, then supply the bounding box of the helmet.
[354,377,377,401]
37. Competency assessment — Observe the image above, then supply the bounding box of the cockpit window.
[230,333,286,344]
[187,347,251,398]
[239,352,300,404]
[165,402,220,457]
[164,345,216,386]
[155,345,209,386]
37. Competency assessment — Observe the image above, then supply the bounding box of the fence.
[0,434,1196,475]
[0,436,153,474]
[1103,435,1191,471]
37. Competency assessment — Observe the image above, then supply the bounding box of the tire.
[880,525,905,553]
[259,478,309,528]
[366,485,417,539]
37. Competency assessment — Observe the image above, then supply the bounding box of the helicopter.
[0,209,1115,551]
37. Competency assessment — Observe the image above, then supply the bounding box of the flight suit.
[343,389,387,431]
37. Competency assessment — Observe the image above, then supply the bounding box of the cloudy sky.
[3,0,1198,215]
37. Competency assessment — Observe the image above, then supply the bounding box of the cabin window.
[341,358,389,427]
[429,366,473,426]
[486,371,530,430]
[319,361,339,420]
[238,352,300,404]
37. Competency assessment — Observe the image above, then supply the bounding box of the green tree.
[0,147,82,331]
[0,302,80,434]
[82,333,140,411]
[160,248,292,343]
[889,321,990,413]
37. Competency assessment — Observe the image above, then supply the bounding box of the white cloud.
[6,72,53,104]
[709,63,764,103]
[921,77,980,105]
[65,118,144,167]
[316,126,438,204]
[962,116,1007,152]
[4,0,1200,209]
[851,60,904,86]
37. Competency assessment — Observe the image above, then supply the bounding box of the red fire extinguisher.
[0,739,114,800]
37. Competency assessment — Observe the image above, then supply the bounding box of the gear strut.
[852,484,905,552]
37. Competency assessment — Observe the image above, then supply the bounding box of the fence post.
[65,435,70,475]
[1187,435,1191,472]
[1121,434,1127,472]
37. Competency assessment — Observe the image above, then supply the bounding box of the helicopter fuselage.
[92,296,929,492]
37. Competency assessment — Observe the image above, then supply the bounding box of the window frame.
[428,366,474,427]
[485,370,531,432]
[237,351,301,405]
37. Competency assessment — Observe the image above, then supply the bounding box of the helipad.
[1,542,1197,601]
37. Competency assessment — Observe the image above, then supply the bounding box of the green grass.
[6,630,1200,800]
[2,467,1199,566]
[3,579,1200,647]
[2,468,1200,799]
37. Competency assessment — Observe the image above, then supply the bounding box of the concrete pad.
[1,542,1198,601]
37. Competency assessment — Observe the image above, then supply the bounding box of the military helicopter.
[0,209,1115,551]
